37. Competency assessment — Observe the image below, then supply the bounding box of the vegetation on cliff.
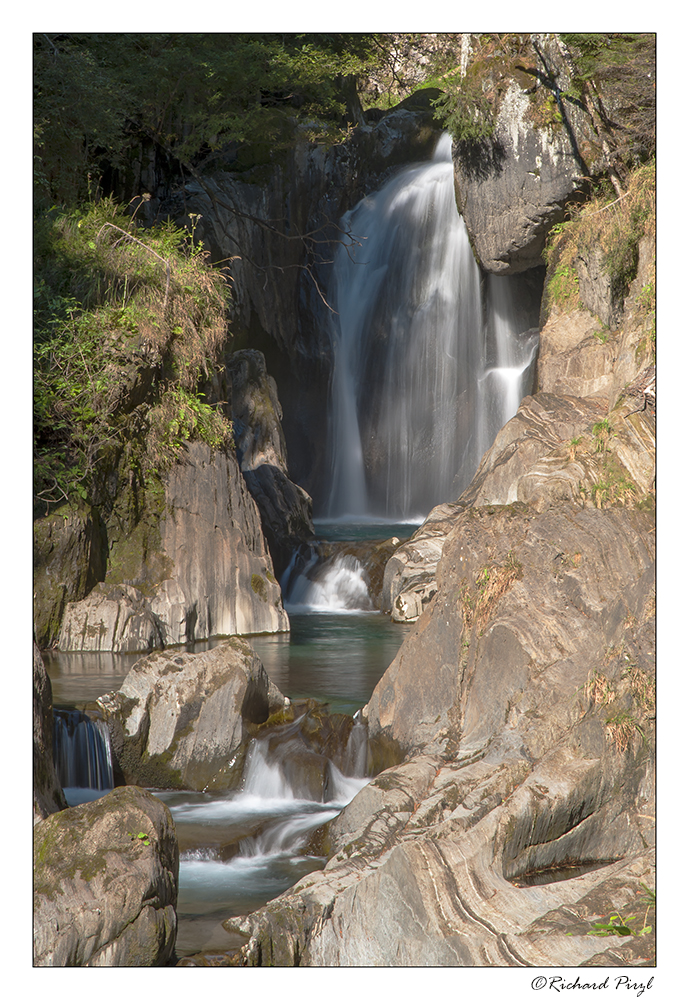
[543,158,655,326]
[34,197,232,515]
[33,33,386,206]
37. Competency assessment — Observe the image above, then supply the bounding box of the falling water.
[282,548,374,613]
[326,133,538,520]
[160,719,369,955]
[53,708,114,806]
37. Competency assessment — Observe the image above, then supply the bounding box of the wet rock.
[33,785,178,966]
[97,639,287,791]
[33,643,67,823]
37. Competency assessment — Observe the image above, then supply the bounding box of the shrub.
[34,198,232,514]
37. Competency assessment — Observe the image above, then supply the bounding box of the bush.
[34,197,232,514]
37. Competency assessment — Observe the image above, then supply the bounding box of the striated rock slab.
[152,441,288,643]
[228,502,655,966]
[33,505,107,649]
[97,638,286,791]
[58,441,289,651]
[383,394,607,621]
[58,583,164,653]
[33,785,178,967]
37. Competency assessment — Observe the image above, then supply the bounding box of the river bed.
[46,522,414,959]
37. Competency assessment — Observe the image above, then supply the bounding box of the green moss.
[251,573,268,601]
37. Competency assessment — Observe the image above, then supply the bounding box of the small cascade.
[282,549,374,613]
[163,714,369,953]
[477,273,539,453]
[53,708,114,806]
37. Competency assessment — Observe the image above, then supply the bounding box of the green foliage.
[588,911,652,937]
[128,831,151,847]
[561,33,655,169]
[34,198,232,513]
[431,69,496,143]
[34,33,385,203]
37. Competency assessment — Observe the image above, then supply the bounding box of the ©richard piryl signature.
[531,976,654,997]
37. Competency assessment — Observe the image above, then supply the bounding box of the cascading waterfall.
[53,708,114,806]
[160,718,369,955]
[326,132,538,520]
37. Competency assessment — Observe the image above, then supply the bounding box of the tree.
[34,33,384,206]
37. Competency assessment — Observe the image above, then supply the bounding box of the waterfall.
[326,132,538,520]
[53,708,114,806]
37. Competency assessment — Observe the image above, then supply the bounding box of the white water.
[326,133,537,520]
[283,550,374,613]
[159,718,369,955]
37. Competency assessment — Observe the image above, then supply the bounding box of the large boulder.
[452,34,603,275]
[97,638,287,791]
[33,643,67,823]
[33,785,178,966]
[58,441,289,651]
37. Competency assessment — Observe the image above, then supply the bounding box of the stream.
[47,521,415,958]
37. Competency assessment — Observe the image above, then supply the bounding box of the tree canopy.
[34,32,384,205]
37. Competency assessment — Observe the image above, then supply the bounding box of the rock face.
[452,35,603,275]
[58,441,289,652]
[227,349,316,579]
[33,785,178,966]
[229,500,655,966]
[97,638,286,791]
[33,643,67,823]
[33,506,107,649]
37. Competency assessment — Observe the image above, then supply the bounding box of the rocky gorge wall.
[213,43,655,961]
[33,34,655,967]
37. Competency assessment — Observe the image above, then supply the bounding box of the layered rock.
[58,441,288,652]
[97,638,286,791]
[33,785,178,966]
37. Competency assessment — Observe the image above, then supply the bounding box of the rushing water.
[45,558,410,959]
[326,133,538,520]
[157,718,370,957]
